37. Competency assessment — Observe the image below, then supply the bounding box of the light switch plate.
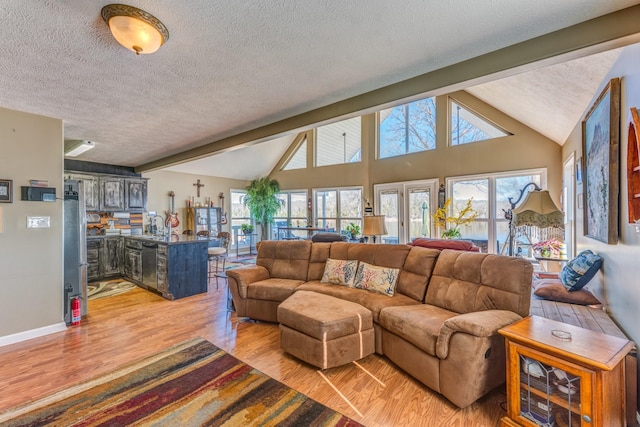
[27,216,50,228]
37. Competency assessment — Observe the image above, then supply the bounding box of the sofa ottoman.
[277,290,375,369]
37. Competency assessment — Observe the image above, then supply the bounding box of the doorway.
[374,179,438,244]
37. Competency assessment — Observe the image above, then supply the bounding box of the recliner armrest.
[226,266,270,299]
[436,310,522,359]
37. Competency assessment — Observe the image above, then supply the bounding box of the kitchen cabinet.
[186,207,221,236]
[499,316,634,427]
[101,237,123,277]
[66,173,100,211]
[93,236,207,299]
[124,178,148,212]
[156,243,168,294]
[158,239,207,299]
[122,238,142,283]
[65,171,148,213]
[100,177,125,211]
[87,239,101,282]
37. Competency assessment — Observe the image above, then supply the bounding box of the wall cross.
[193,179,205,197]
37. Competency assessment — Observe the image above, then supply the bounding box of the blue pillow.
[559,250,602,291]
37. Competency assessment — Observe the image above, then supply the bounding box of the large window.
[379,97,436,159]
[315,118,361,166]
[314,187,362,235]
[273,190,308,239]
[282,136,307,171]
[450,99,509,146]
[447,170,544,254]
[230,190,251,246]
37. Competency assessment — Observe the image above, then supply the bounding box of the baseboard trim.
[0,322,67,348]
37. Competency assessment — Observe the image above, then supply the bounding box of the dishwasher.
[142,241,158,290]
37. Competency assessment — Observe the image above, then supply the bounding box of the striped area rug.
[0,337,361,427]
[88,279,137,300]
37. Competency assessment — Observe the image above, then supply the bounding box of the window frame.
[446,168,546,254]
[229,189,252,247]
[313,186,363,235]
[377,96,437,159]
[314,117,362,167]
[448,97,510,147]
[272,189,309,239]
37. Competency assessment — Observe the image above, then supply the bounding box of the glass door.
[375,179,437,244]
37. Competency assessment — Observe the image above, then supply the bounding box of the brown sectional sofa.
[226,240,533,408]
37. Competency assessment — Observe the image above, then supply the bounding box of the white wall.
[562,44,640,345]
[0,107,64,340]
[142,170,248,235]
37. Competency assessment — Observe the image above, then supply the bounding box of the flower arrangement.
[532,239,563,257]
[345,223,360,239]
[432,198,478,239]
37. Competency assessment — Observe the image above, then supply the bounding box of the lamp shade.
[101,4,169,55]
[363,215,387,236]
[512,190,564,228]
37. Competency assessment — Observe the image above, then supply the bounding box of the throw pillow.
[320,258,358,286]
[559,250,603,291]
[353,262,400,297]
[532,279,601,306]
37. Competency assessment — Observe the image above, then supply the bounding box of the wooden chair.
[208,232,231,289]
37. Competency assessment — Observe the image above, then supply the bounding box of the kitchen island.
[87,234,210,300]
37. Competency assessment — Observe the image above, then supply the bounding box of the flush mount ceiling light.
[101,4,169,55]
[64,140,95,157]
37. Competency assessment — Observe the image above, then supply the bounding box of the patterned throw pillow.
[559,250,603,291]
[353,262,400,297]
[320,258,358,286]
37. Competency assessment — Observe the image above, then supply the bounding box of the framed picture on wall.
[582,77,620,244]
[0,179,12,203]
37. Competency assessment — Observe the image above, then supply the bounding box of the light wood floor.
[0,278,506,426]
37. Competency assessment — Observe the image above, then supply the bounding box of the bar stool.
[208,232,230,289]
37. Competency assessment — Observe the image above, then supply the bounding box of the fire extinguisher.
[71,296,81,326]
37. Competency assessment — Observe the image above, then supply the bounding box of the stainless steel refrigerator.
[64,179,88,324]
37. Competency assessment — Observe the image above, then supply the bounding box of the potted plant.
[240,223,254,235]
[345,223,360,240]
[243,177,284,241]
[433,198,478,239]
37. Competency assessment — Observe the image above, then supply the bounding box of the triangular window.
[282,137,307,170]
[450,100,510,145]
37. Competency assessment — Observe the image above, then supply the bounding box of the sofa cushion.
[396,246,440,302]
[247,278,305,302]
[307,242,332,281]
[426,250,532,317]
[321,258,358,286]
[297,281,420,322]
[410,238,480,252]
[327,243,436,302]
[255,240,312,281]
[379,304,457,356]
[354,262,399,296]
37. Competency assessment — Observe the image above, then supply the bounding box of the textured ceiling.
[467,49,623,144]
[0,1,637,179]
